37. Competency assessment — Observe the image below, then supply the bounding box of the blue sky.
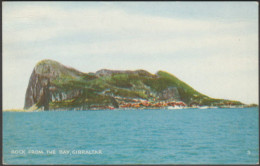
[3,2,258,109]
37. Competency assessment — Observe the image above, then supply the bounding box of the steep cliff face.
[24,59,84,110]
[24,59,243,111]
[24,69,51,110]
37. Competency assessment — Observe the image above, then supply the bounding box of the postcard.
[2,1,259,165]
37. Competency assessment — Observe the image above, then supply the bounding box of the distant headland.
[17,59,256,111]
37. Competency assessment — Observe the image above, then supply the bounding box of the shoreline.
[3,109,33,112]
[3,106,258,112]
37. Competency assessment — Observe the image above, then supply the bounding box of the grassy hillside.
[47,65,242,108]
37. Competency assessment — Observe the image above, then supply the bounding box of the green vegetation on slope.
[50,68,242,107]
[27,59,243,110]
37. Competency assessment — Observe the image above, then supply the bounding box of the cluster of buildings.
[118,98,187,109]
[88,96,250,110]
[89,96,188,110]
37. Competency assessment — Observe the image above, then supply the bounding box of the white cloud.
[3,4,255,44]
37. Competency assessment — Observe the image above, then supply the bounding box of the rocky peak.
[95,69,153,77]
[24,59,71,110]
[24,59,87,110]
[34,59,62,78]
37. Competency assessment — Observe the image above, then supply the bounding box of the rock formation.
[24,59,243,111]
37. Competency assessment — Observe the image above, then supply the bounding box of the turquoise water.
[3,108,259,164]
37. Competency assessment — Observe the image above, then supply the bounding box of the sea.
[3,108,259,164]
